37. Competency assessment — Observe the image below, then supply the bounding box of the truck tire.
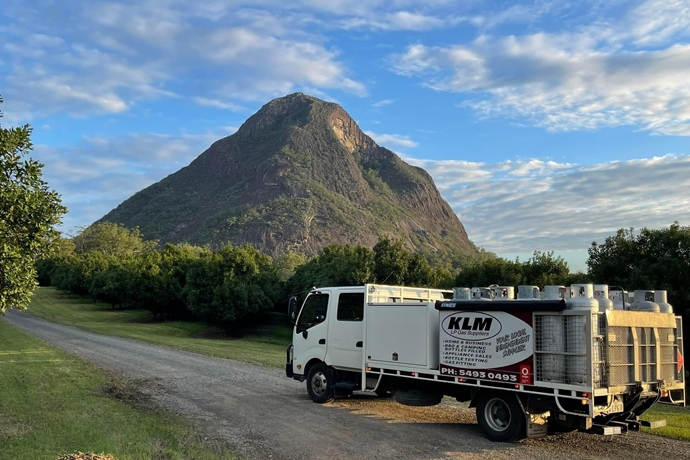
[306,363,334,403]
[394,389,442,407]
[475,391,526,442]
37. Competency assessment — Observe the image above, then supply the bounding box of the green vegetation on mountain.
[99,93,473,258]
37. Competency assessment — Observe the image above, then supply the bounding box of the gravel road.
[4,310,689,460]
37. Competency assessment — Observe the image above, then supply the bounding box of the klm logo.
[447,316,493,331]
[441,312,502,341]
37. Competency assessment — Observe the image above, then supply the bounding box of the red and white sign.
[439,311,534,385]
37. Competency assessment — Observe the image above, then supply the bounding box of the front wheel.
[306,363,334,403]
[475,392,526,442]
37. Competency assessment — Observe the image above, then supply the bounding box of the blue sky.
[2,0,690,272]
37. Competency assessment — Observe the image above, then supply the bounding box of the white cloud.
[5,0,595,121]
[389,0,690,136]
[372,99,395,107]
[193,97,245,111]
[198,28,366,98]
[1,37,174,120]
[476,0,571,30]
[364,131,419,148]
[405,153,690,254]
[0,0,367,122]
[339,11,472,31]
[628,0,690,46]
[32,130,225,233]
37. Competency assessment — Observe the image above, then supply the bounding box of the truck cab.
[286,284,451,402]
[287,287,366,390]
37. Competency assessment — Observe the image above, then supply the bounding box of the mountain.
[99,93,474,257]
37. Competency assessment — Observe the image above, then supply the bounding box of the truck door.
[293,292,330,372]
[328,291,365,371]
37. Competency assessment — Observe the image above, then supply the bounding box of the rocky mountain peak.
[98,93,474,258]
[236,93,377,154]
[235,92,319,140]
[328,106,377,153]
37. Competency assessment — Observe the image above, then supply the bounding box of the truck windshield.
[296,294,329,333]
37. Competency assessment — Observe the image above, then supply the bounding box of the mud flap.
[526,411,549,439]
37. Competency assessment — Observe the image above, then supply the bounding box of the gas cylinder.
[471,287,494,300]
[517,285,540,300]
[540,286,567,382]
[593,285,614,311]
[566,284,599,385]
[492,286,514,300]
[592,285,613,385]
[608,289,630,310]
[654,290,673,314]
[452,287,471,301]
[593,284,613,335]
[630,290,661,312]
[543,285,568,300]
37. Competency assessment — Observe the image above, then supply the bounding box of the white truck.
[285,284,686,442]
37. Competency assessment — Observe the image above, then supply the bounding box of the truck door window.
[337,293,364,321]
[296,294,329,333]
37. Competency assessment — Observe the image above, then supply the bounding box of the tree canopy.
[588,223,690,318]
[72,222,157,256]
[0,96,66,313]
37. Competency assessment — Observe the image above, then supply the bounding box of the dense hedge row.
[35,230,457,332]
[37,243,280,331]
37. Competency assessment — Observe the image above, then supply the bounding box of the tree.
[35,235,75,286]
[285,244,374,300]
[373,237,410,284]
[522,251,570,288]
[588,223,690,319]
[72,222,157,256]
[455,257,523,288]
[185,244,280,334]
[273,251,308,283]
[1,96,66,313]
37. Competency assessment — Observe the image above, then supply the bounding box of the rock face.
[99,93,474,257]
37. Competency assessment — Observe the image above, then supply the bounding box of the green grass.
[643,404,690,441]
[0,320,236,460]
[27,287,289,369]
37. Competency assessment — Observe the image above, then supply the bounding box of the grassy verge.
[27,287,289,369]
[0,319,235,460]
[642,404,690,441]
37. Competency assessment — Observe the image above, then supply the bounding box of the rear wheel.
[475,392,526,442]
[306,363,334,403]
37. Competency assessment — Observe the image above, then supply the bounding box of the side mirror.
[288,296,298,325]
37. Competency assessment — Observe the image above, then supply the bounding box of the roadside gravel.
[4,310,689,460]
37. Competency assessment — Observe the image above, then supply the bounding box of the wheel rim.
[311,371,328,396]
[484,398,511,432]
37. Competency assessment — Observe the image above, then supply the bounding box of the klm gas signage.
[441,312,502,341]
